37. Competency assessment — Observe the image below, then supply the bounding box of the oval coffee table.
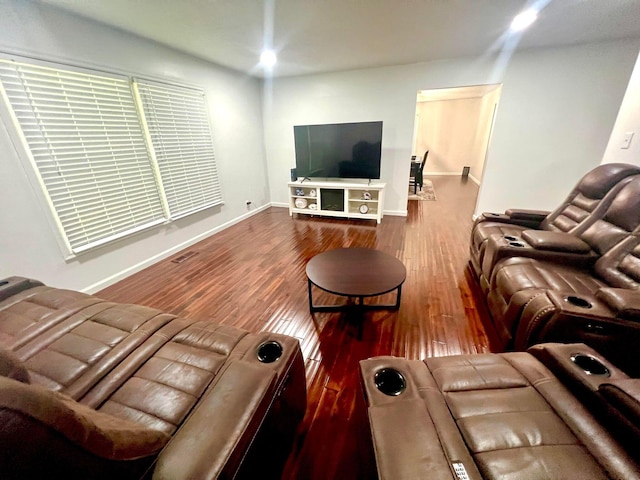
[306,248,407,337]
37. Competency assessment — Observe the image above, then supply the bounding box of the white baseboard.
[424,171,461,176]
[82,204,271,293]
[424,171,481,185]
[384,210,408,217]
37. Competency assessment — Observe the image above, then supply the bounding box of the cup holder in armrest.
[257,341,283,363]
[0,281,8,287]
[565,295,592,309]
[503,235,518,241]
[571,354,610,377]
[508,241,525,248]
[374,368,407,396]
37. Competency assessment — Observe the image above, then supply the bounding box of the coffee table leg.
[356,296,364,339]
[308,279,314,313]
[395,284,402,309]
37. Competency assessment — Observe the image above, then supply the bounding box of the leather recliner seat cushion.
[360,351,640,480]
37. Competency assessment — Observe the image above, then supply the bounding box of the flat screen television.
[294,121,382,179]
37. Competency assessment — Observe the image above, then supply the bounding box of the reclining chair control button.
[452,462,470,480]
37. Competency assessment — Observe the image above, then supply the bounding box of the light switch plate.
[621,132,634,149]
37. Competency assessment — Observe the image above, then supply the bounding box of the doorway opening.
[409,84,502,204]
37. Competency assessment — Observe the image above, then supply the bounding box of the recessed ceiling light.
[260,49,277,67]
[510,9,538,32]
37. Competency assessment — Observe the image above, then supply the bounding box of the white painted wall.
[264,58,498,216]
[417,97,485,174]
[469,89,502,184]
[0,1,269,291]
[415,88,500,183]
[265,40,639,217]
[601,50,640,166]
[476,42,639,214]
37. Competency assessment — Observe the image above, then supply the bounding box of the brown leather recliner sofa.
[359,343,640,479]
[470,163,640,292]
[469,164,640,376]
[0,276,306,480]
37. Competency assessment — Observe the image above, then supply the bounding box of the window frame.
[133,78,224,220]
[0,54,224,259]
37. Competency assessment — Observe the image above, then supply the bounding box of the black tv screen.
[294,121,382,179]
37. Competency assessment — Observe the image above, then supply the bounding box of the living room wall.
[601,50,640,166]
[264,39,640,216]
[0,1,269,291]
[415,89,499,183]
[476,40,640,214]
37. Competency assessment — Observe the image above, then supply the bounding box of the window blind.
[0,59,165,254]
[135,80,223,219]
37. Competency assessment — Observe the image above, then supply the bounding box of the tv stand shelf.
[288,179,385,224]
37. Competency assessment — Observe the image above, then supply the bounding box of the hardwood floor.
[98,175,498,479]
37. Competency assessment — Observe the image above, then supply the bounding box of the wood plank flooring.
[98,176,498,479]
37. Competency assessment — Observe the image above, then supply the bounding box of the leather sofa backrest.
[0,348,30,383]
[13,302,177,399]
[576,177,640,289]
[541,163,640,233]
[576,176,640,256]
[0,285,104,350]
[593,233,640,289]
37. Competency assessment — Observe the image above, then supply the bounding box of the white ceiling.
[39,0,640,78]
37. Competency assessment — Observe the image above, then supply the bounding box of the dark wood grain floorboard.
[98,175,498,479]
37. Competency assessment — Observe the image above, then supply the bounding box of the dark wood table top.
[306,248,406,297]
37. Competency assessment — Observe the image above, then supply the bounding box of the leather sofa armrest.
[359,357,482,480]
[598,379,640,451]
[0,277,44,303]
[521,230,592,253]
[505,208,550,223]
[477,209,549,228]
[480,212,509,221]
[599,379,640,420]
[596,288,640,320]
[527,343,629,393]
[0,376,170,460]
[153,360,277,480]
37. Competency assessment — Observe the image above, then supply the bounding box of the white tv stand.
[288,179,385,224]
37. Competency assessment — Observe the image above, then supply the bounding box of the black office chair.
[409,150,429,194]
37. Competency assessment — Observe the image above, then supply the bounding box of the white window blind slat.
[0,58,224,256]
[136,81,223,218]
[0,59,165,253]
